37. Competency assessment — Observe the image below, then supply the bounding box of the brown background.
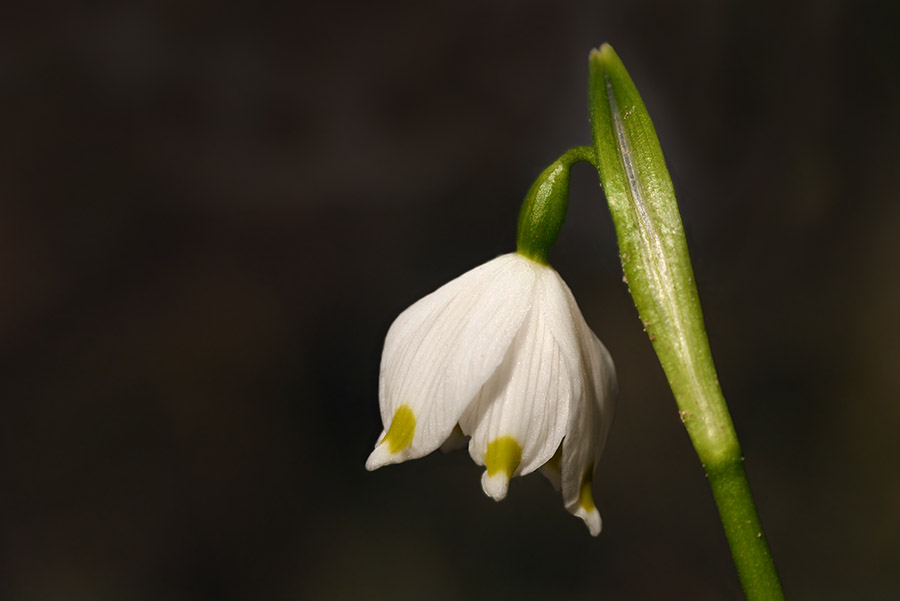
[2,1,898,599]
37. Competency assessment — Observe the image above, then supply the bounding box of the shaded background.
[2,1,898,599]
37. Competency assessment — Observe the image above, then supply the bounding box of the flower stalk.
[588,44,784,600]
[516,145,595,264]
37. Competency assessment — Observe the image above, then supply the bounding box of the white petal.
[367,253,536,471]
[558,282,617,536]
[481,470,512,501]
[535,268,590,387]
[460,264,582,500]
[573,502,603,537]
[539,447,563,491]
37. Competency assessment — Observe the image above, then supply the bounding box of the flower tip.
[365,441,401,471]
[590,43,615,63]
[480,471,510,502]
[590,44,624,79]
[364,448,384,472]
[574,506,603,537]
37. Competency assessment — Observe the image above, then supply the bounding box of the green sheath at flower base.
[516,146,595,264]
[589,44,783,600]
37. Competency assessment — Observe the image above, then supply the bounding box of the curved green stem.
[516,146,596,264]
[588,44,784,599]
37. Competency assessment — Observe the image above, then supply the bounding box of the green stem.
[587,44,784,599]
[708,457,784,600]
[515,146,596,264]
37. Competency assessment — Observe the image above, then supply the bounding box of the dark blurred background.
[2,1,898,599]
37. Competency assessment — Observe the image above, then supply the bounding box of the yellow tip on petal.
[579,463,596,512]
[383,405,416,453]
[481,438,522,501]
[484,436,522,478]
[573,464,602,536]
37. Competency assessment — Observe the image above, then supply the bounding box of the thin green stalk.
[516,145,596,264]
[588,44,784,599]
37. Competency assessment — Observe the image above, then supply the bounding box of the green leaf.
[589,44,784,600]
[589,43,732,459]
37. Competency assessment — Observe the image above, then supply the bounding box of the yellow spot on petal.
[384,405,415,453]
[579,463,596,512]
[484,436,522,477]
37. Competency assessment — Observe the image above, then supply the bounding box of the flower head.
[367,252,616,535]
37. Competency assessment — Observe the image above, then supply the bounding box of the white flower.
[366,252,617,535]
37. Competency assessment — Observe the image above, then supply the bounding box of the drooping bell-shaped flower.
[366,149,617,535]
[366,252,616,534]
